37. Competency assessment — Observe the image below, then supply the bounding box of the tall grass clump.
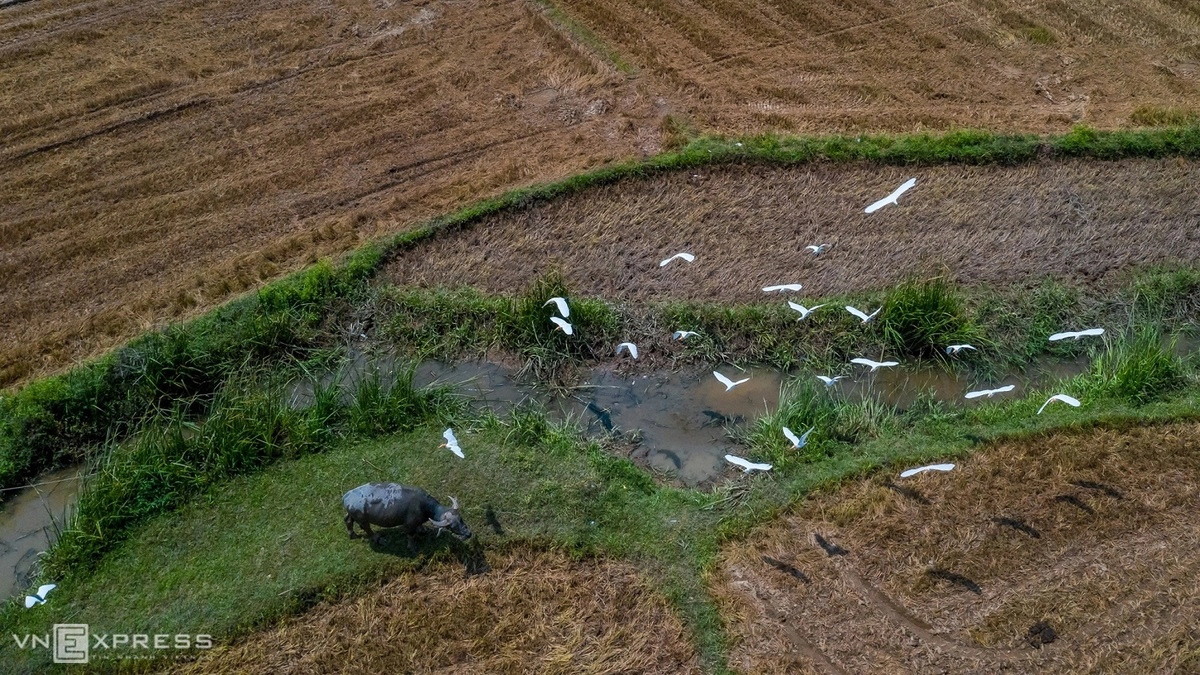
[747,378,896,467]
[1130,267,1200,322]
[1074,328,1186,404]
[496,272,620,376]
[880,277,979,359]
[43,360,456,577]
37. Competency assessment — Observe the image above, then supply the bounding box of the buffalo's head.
[429,496,473,540]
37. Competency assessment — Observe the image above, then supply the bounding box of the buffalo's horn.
[450,496,459,511]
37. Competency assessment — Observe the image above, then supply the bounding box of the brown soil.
[177,548,701,674]
[0,0,661,388]
[559,0,1200,133]
[383,158,1200,302]
[711,423,1200,673]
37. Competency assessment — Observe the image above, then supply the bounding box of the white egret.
[617,342,638,359]
[713,371,750,391]
[899,463,955,478]
[865,178,917,213]
[440,428,464,459]
[816,375,846,387]
[672,330,699,340]
[964,385,1015,399]
[787,301,826,320]
[763,284,803,292]
[805,244,830,255]
[945,344,977,355]
[1037,393,1081,414]
[543,296,569,318]
[845,305,882,323]
[550,316,573,335]
[725,454,772,473]
[1049,328,1104,341]
[659,252,695,267]
[850,357,899,372]
[783,426,815,449]
[24,584,56,609]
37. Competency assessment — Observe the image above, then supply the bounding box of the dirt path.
[713,423,1200,673]
[383,158,1200,302]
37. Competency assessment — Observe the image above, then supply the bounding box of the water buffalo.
[342,483,472,548]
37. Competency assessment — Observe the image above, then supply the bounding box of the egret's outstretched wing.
[543,296,569,318]
[672,330,698,340]
[900,463,954,478]
[549,316,574,335]
[763,284,803,292]
[36,584,56,598]
[443,428,457,446]
[782,426,800,447]
[845,306,880,323]
[805,244,830,254]
[725,454,772,473]
[659,252,695,267]
[24,596,39,609]
[797,426,815,447]
[816,375,840,386]
[617,342,639,359]
[1048,331,1074,341]
[1038,393,1081,414]
[946,344,977,354]
[1077,328,1105,337]
[713,371,750,390]
[864,178,917,213]
[964,384,1015,399]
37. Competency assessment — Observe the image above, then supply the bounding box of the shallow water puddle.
[0,466,82,600]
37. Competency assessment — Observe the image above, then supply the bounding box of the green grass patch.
[880,276,981,359]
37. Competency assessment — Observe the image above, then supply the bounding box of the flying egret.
[783,426,815,449]
[440,428,464,459]
[946,344,977,355]
[672,330,699,340]
[964,385,1015,399]
[845,305,882,323]
[713,371,750,391]
[24,584,56,609]
[617,342,638,359]
[725,454,772,473]
[787,301,826,320]
[543,297,569,318]
[816,375,846,387]
[850,357,899,372]
[805,244,830,255]
[865,178,917,213]
[1049,328,1104,341]
[1037,393,1081,414]
[659,252,695,267]
[550,316,573,335]
[899,463,955,478]
[763,284,803,292]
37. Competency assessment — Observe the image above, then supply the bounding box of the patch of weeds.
[880,277,980,359]
[1074,327,1185,404]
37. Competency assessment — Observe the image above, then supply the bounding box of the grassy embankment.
[2,125,1200,672]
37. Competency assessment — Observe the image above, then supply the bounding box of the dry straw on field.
[179,549,700,674]
[385,157,1200,302]
[713,423,1200,673]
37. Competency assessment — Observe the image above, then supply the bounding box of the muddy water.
[0,467,83,600]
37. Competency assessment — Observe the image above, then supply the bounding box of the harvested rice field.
[384,157,1200,301]
[713,423,1200,673]
[177,549,701,674]
[558,0,1200,133]
[5,0,1200,388]
[0,0,660,387]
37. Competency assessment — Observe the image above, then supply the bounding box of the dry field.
[384,157,1200,302]
[176,548,700,674]
[559,0,1200,133]
[713,423,1200,673]
[0,0,661,387]
[4,0,1200,389]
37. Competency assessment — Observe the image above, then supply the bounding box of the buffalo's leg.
[362,522,379,544]
[345,513,360,539]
